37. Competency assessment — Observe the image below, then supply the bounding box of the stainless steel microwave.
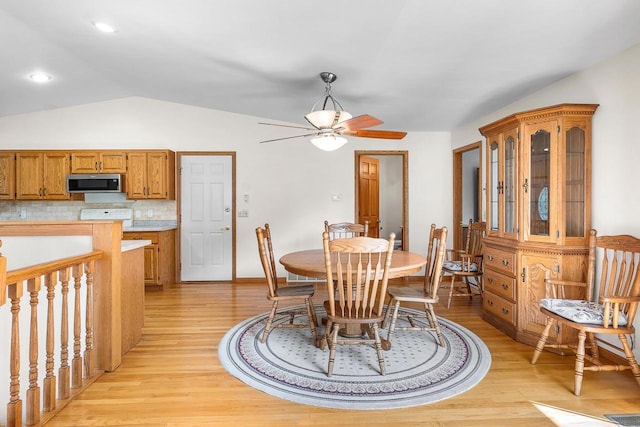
[66,174,124,193]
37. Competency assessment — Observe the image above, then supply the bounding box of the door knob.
[221,226,230,231]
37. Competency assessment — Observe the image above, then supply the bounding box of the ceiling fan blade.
[342,129,408,139]
[259,122,316,131]
[337,114,383,131]
[259,132,318,143]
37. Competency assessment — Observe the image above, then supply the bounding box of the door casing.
[355,150,408,250]
[452,142,482,252]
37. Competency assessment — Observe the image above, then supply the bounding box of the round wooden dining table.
[279,248,427,280]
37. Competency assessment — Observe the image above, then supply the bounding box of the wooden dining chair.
[441,220,485,308]
[383,224,448,349]
[320,231,395,377]
[255,224,318,344]
[531,230,640,395]
[324,220,369,240]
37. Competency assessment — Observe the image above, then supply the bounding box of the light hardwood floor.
[46,281,639,426]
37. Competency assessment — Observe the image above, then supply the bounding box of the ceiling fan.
[259,72,407,151]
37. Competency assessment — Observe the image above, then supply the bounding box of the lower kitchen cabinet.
[123,229,175,288]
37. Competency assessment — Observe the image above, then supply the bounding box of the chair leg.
[304,298,318,342]
[327,323,340,377]
[372,322,386,376]
[447,274,456,308]
[381,297,395,329]
[531,317,553,364]
[463,277,473,301]
[385,300,401,348]
[425,302,445,347]
[619,334,640,386]
[574,331,587,396]
[261,301,279,343]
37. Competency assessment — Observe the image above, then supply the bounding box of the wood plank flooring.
[45,281,639,426]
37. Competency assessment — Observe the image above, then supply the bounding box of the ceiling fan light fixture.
[310,134,348,151]
[305,110,352,129]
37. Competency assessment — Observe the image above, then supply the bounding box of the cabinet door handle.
[486,277,494,284]
[487,299,494,306]
[487,255,494,261]
[502,308,509,314]
[95,161,99,171]
[502,259,509,266]
[502,284,509,290]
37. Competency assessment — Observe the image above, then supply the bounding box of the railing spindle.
[43,271,57,412]
[26,278,41,426]
[72,264,83,389]
[58,268,70,400]
[7,281,23,427]
[83,261,95,379]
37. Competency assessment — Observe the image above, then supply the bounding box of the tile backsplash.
[0,200,177,221]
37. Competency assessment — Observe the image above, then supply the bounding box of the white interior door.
[180,154,233,281]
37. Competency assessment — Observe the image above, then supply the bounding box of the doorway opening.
[354,150,408,250]
[452,142,482,252]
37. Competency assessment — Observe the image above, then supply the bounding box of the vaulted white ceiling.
[2,0,640,133]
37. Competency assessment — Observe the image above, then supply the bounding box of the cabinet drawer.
[483,291,516,325]
[484,269,516,301]
[483,246,516,275]
[123,232,159,244]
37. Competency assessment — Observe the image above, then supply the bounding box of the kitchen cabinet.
[479,104,597,347]
[70,151,127,173]
[123,229,175,288]
[126,150,175,199]
[0,151,15,199]
[16,151,70,200]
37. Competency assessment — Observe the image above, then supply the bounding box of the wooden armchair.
[383,224,448,349]
[255,224,318,344]
[324,220,369,240]
[320,231,395,377]
[441,220,486,308]
[531,230,640,395]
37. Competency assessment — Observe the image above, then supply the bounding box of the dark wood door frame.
[355,150,408,250]
[452,142,482,251]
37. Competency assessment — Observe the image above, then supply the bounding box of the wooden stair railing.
[1,249,103,427]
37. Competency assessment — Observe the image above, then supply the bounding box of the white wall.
[0,98,452,278]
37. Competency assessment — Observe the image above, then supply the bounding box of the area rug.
[218,305,491,410]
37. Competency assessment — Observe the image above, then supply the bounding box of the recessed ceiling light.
[29,72,52,83]
[93,21,116,33]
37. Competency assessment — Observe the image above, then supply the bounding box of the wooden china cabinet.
[479,104,598,348]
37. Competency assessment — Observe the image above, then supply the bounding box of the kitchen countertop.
[123,220,178,232]
[121,239,152,252]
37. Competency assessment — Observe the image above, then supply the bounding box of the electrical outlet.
[147,209,153,218]
[238,210,249,217]
[19,208,27,219]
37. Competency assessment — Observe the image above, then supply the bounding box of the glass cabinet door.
[565,126,586,238]
[486,129,518,239]
[489,139,499,233]
[503,133,516,238]
[525,122,558,242]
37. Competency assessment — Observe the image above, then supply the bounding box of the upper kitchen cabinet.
[16,151,70,200]
[70,151,127,174]
[126,150,175,199]
[0,152,15,199]
[479,104,598,347]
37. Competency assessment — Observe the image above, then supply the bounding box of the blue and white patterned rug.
[219,305,491,410]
